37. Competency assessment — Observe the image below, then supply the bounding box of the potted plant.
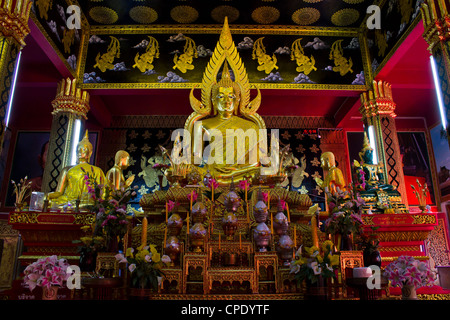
[290,240,340,300]
[383,255,436,300]
[115,244,171,299]
[324,185,364,251]
[23,255,72,300]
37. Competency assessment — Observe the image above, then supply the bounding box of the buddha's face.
[320,153,335,170]
[362,149,374,164]
[77,144,92,163]
[119,155,130,169]
[214,86,238,119]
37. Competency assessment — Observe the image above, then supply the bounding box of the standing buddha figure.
[48,131,107,210]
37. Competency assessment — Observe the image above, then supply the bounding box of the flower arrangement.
[83,169,137,251]
[383,256,435,289]
[23,255,72,292]
[410,179,429,211]
[115,245,171,290]
[290,240,340,284]
[11,176,32,208]
[324,185,364,236]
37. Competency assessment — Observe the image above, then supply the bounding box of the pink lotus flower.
[208,179,219,190]
[238,180,250,190]
[167,200,178,212]
[187,190,198,202]
[261,192,268,203]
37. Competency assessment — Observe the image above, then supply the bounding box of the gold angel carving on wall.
[291,38,317,76]
[94,36,121,72]
[133,36,160,73]
[35,0,52,20]
[329,40,353,76]
[173,36,198,73]
[252,37,278,74]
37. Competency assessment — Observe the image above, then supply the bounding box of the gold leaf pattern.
[129,6,158,24]
[89,6,119,24]
[170,6,199,24]
[251,6,280,24]
[291,7,320,25]
[331,8,360,26]
[211,5,240,24]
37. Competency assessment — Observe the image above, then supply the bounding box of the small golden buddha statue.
[315,151,346,194]
[106,150,135,190]
[354,132,395,192]
[48,131,107,210]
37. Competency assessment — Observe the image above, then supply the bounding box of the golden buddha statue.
[185,17,269,185]
[48,131,107,210]
[106,150,135,190]
[315,151,346,194]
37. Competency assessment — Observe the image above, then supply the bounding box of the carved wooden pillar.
[422,0,450,146]
[359,80,409,207]
[41,78,90,193]
[0,0,31,153]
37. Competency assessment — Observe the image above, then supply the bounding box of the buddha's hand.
[47,191,62,199]
[314,177,323,187]
[125,175,135,187]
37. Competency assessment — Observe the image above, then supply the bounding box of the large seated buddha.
[168,17,278,186]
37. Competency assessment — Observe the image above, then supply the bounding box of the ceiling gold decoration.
[331,8,360,26]
[303,0,323,3]
[251,6,280,24]
[292,7,321,25]
[129,6,158,24]
[342,0,365,3]
[170,5,199,24]
[89,6,118,24]
[211,6,240,24]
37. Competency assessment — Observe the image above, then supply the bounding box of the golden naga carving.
[133,36,160,73]
[173,36,198,73]
[290,38,317,75]
[94,36,120,72]
[329,40,353,76]
[252,37,278,74]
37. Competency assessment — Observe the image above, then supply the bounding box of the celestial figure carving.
[252,37,278,74]
[173,36,198,73]
[94,36,120,72]
[133,36,160,73]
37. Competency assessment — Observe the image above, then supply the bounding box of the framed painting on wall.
[430,124,450,202]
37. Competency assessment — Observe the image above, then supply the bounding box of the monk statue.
[48,130,107,210]
[106,150,135,190]
[315,151,346,194]
[185,17,270,185]
[353,132,395,192]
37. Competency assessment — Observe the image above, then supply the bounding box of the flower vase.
[42,286,58,300]
[79,250,97,272]
[339,233,353,251]
[106,235,120,253]
[363,249,382,268]
[15,202,25,212]
[305,276,329,300]
[401,285,418,300]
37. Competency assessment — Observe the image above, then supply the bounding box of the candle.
[311,215,319,248]
[270,212,274,235]
[239,232,242,249]
[245,184,249,224]
[187,210,190,235]
[190,190,193,211]
[293,227,297,247]
[267,191,270,211]
[141,215,148,247]
[219,233,221,250]
[286,202,290,222]
[163,226,167,250]
[165,202,168,222]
